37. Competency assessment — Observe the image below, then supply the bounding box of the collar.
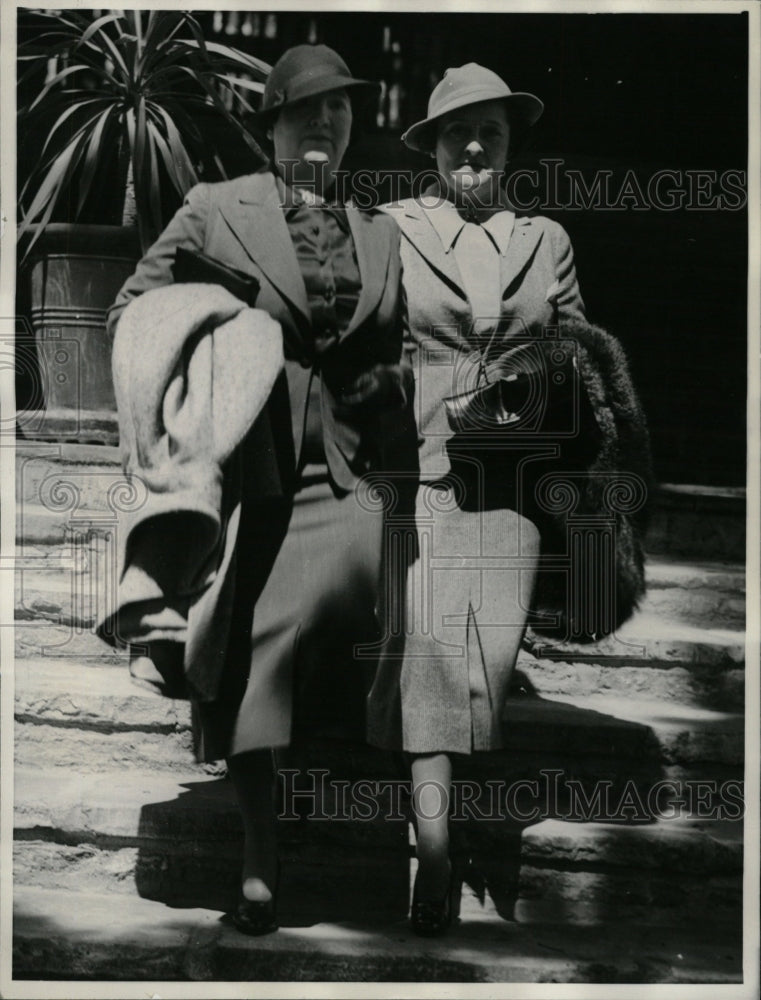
[274,171,350,233]
[420,197,465,254]
[420,196,515,256]
[272,170,325,206]
[482,210,516,255]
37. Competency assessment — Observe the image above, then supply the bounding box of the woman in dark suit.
[370,63,590,934]
[108,44,414,934]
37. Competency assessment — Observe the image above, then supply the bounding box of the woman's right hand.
[335,363,411,418]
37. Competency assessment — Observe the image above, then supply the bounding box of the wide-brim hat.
[249,44,379,130]
[403,63,544,153]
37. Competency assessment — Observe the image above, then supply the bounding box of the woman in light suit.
[109,45,415,934]
[370,63,588,934]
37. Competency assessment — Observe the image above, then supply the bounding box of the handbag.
[442,328,650,644]
[440,335,604,568]
[172,246,261,306]
[443,336,602,461]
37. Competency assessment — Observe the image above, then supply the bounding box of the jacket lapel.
[343,205,389,338]
[500,216,543,299]
[392,198,544,305]
[218,173,310,325]
[392,201,467,300]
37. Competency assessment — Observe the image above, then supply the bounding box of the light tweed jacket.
[382,196,587,478]
[381,196,651,640]
[367,198,652,752]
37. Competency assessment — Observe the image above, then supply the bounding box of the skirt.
[196,466,386,760]
[367,474,541,755]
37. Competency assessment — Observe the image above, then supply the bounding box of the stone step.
[14,657,189,731]
[14,443,747,560]
[14,567,111,632]
[646,483,745,562]
[13,767,743,928]
[14,505,117,546]
[14,443,126,546]
[14,660,745,771]
[520,602,745,711]
[15,641,746,730]
[536,694,744,768]
[642,559,744,628]
[525,611,744,670]
[13,638,745,737]
[12,596,745,681]
[645,557,745,594]
[515,657,744,713]
[12,542,746,632]
[14,719,196,773]
[13,836,742,931]
[16,549,746,598]
[13,621,127,662]
[12,885,742,983]
[14,768,743,868]
[15,442,123,502]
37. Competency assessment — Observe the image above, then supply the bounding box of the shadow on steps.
[132,680,669,928]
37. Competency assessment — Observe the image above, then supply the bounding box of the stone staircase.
[9,441,746,984]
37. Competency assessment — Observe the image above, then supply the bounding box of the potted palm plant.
[17,8,270,441]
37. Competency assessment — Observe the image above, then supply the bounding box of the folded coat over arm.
[96,282,283,700]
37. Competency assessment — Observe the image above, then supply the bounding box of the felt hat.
[249,44,379,130]
[403,63,543,152]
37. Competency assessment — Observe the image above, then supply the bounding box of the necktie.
[454,222,501,338]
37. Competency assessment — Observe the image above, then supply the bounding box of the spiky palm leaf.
[18,9,270,256]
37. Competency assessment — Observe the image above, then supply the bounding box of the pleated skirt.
[367,475,541,755]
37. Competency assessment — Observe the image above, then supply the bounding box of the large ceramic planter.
[17,224,141,444]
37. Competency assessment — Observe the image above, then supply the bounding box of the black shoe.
[410,859,463,937]
[232,893,278,936]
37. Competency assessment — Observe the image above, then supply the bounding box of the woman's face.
[435,99,511,200]
[272,88,352,193]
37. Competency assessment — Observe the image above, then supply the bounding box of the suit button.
[324,287,335,303]
[312,225,320,236]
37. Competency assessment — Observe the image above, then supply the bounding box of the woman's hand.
[336,363,410,418]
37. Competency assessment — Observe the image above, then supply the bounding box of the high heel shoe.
[232,894,278,936]
[232,867,279,936]
[410,858,464,937]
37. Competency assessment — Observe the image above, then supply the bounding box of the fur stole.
[527,320,654,642]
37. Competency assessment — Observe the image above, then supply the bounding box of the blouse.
[283,197,361,464]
